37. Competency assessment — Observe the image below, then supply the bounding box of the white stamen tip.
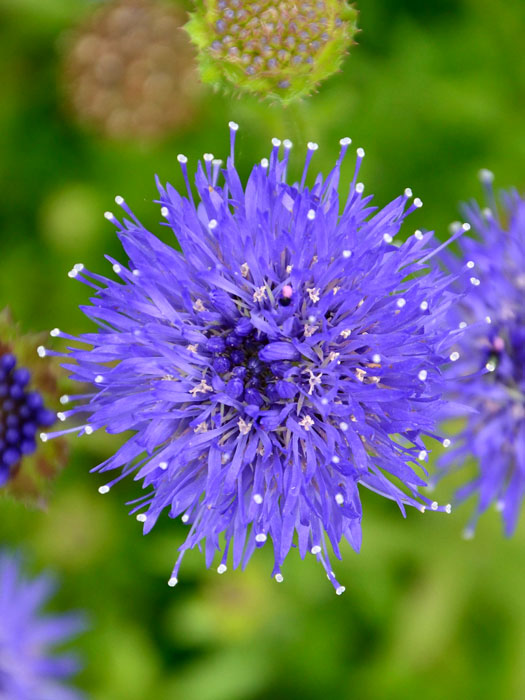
[459,321,467,329]
[462,223,471,231]
[136,514,147,523]
[60,395,69,405]
[418,369,428,382]
[161,207,169,217]
[307,209,316,220]
[356,147,365,158]
[396,298,406,308]
[372,354,381,363]
[383,233,393,243]
[311,545,322,555]
[445,504,452,514]
[271,137,281,147]
[442,438,451,448]
[181,514,189,523]
[470,277,481,286]
[466,260,475,269]
[418,450,428,461]
[104,211,114,220]
[159,461,168,470]
[462,528,475,540]
[203,153,214,162]
[229,121,239,131]
[331,455,340,464]
[177,154,188,164]
[253,493,263,504]
[112,264,121,274]
[73,263,84,272]
[307,141,319,151]
[260,158,269,168]
[168,577,178,587]
[115,196,124,205]
[450,351,460,362]
[335,493,344,505]
[413,198,423,208]
[68,269,78,278]
[342,249,352,258]
[479,168,494,183]
[336,586,346,596]
[420,301,429,311]
[84,425,94,435]
[39,432,48,442]
[485,362,496,372]
[339,137,352,146]
[217,564,227,574]
[404,188,413,198]
[208,219,218,230]
[495,500,505,512]
[283,139,293,149]
[431,501,438,511]
[132,269,141,276]
[355,182,365,194]
[485,316,492,324]
[255,533,267,543]
[57,412,66,422]
[308,315,316,323]
[98,485,110,494]
[414,229,424,240]
[50,328,60,337]
[275,573,284,583]
[37,346,46,358]
[339,421,349,432]
[94,375,104,383]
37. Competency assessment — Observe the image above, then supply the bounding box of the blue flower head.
[0,309,61,494]
[0,354,56,487]
[47,125,462,592]
[0,551,85,700]
[439,171,525,538]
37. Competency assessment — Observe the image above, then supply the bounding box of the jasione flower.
[42,124,462,591]
[0,551,85,700]
[438,172,525,537]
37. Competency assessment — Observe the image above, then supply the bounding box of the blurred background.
[1,0,525,698]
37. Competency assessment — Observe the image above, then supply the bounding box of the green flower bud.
[186,0,359,103]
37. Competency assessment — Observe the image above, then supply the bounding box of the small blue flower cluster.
[0,352,56,486]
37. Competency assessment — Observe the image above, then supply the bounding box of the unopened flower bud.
[185,0,359,102]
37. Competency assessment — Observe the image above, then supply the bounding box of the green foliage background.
[1,1,525,698]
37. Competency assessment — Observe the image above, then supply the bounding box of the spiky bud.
[185,0,359,102]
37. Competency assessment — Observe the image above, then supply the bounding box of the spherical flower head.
[62,0,201,140]
[0,551,85,700]
[59,127,458,591]
[185,0,359,103]
[438,173,525,537]
[0,309,66,501]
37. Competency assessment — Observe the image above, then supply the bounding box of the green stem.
[282,100,310,148]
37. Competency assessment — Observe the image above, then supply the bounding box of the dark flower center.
[204,324,295,406]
